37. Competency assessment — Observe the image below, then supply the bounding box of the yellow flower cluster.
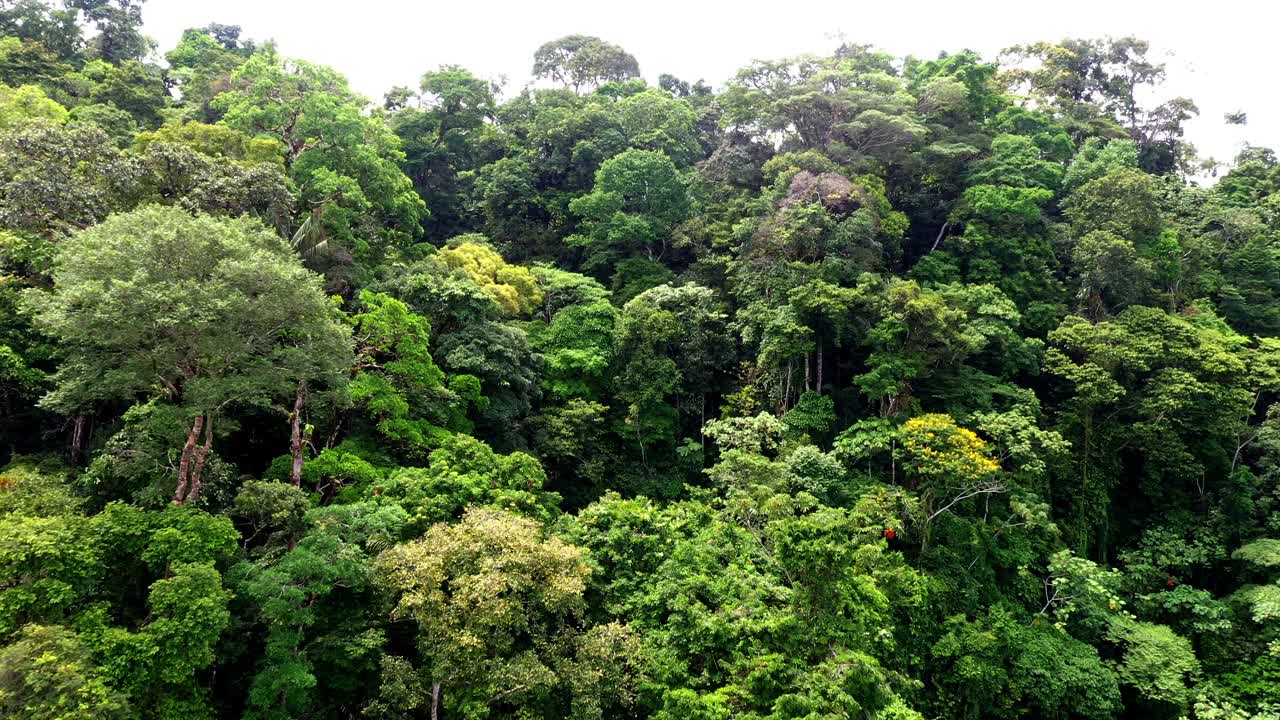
[899,413,1000,479]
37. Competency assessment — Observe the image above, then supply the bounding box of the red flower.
[883,527,896,540]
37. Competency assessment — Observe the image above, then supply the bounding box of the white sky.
[142,0,1272,169]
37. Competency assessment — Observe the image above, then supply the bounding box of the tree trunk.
[289,381,308,487]
[432,682,441,720]
[325,417,342,450]
[891,436,897,486]
[636,421,648,471]
[701,394,707,454]
[930,221,950,252]
[184,416,214,505]
[69,414,88,465]
[816,338,824,395]
[173,414,204,504]
[1087,291,1105,322]
[784,360,793,411]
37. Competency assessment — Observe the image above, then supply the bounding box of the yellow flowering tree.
[897,413,1004,544]
[435,236,543,316]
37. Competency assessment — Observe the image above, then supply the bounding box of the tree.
[373,507,636,720]
[939,122,1068,314]
[78,503,238,718]
[0,624,130,720]
[856,279,1028,417]
[0,119,132,238]
[66,0,150,65]
[615,88,703,166]
[0,1,83,62]
[0,82,66,127]
[532,35,640,94]
[0,512,97,635]
[720,49,926,165]
[214,47,426,271]
[930,608,1122,720]
[532,298,616,400]
[236,500,405,720]
[74,58,168,128]
[1064,167,1163,242]
[1071,230,1148,319]
[390,65,497,240]
[568,148,691,276]
[130,133,294,226]
[614,283,731,474]
[165,25,254,122]
[1044,305,1265,555]
[28,206,353,504]
[383,432,559,533]
[434,237,543,316]
[436,318,541,450]
[1001,37,1205,174]
[0,499,238,718]
[1106,617,1200,714]
[896,413,1005,543]
[348,291,469,458]
[572,488,925,719]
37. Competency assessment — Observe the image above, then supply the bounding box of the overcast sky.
[142,0,1270,170]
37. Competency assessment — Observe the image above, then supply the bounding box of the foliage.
[0,624,130,720]
[533,35,640,94]
[435,237,543,316]
[372,507,633,719]
[3,11,1280,719]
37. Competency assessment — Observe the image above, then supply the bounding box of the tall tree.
[28,205,352,504]
[65,0,149,65]
[532,35,640,94]
[214,47,426,280]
